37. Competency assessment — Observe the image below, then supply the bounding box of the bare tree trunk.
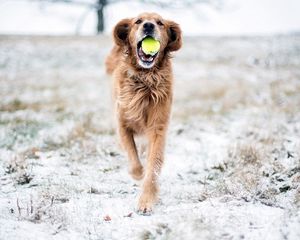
[97,0,107,33]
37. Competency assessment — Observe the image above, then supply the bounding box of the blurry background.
[0,0,299,36]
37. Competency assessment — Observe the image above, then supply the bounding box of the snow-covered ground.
[0,35,299,239]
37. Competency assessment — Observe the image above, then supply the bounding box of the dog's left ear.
[166,21,182,52]
[113,18,132,46]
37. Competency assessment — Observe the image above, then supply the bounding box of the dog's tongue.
[139,47,154,62]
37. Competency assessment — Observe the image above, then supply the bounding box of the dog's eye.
[135,19,142,24]
[157,21,164,26]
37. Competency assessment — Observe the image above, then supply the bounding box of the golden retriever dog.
[105,12,182,214]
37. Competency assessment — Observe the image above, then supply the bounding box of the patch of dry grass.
[203,140,300,209]
[3,153,34,185]
[0,99,67,113]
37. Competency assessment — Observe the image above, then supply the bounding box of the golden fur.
[105,12,182,214]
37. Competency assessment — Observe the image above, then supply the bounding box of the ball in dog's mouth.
[137,36,159,68]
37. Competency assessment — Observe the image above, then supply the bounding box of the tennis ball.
[141,37,160,55]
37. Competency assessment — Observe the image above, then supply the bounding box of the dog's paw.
[137,207,152,216]
[129,165,144,180]
[137,192,156,215]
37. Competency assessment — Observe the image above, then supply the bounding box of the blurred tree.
[35,0,223,34]
[97,0,107,33]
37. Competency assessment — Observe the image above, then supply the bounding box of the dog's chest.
[118,74,170,123]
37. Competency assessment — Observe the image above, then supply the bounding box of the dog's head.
[113,12,182,69]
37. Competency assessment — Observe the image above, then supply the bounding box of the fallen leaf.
[124,212,133,218]
[103,215,111,221]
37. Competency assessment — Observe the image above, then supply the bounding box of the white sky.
[0,0,299,35]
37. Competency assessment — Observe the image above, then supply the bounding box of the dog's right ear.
[113,18,132,46]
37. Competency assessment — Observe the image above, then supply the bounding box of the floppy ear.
[113,18,132,46]
[166,21,182,52]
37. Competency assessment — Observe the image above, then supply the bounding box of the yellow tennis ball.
[141,37,160,55]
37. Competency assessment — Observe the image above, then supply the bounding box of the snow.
[0,35,300,239]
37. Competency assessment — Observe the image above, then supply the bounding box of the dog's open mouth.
[137,37,159,67]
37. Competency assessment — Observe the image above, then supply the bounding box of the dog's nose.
[143,22,155,34]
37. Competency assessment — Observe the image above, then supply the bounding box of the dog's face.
[113,13,182,69]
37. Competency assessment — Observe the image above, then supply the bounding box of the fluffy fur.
[105,12,182,214]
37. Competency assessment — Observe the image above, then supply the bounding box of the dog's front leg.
[118,123,144,180]
[138,128,166,214]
